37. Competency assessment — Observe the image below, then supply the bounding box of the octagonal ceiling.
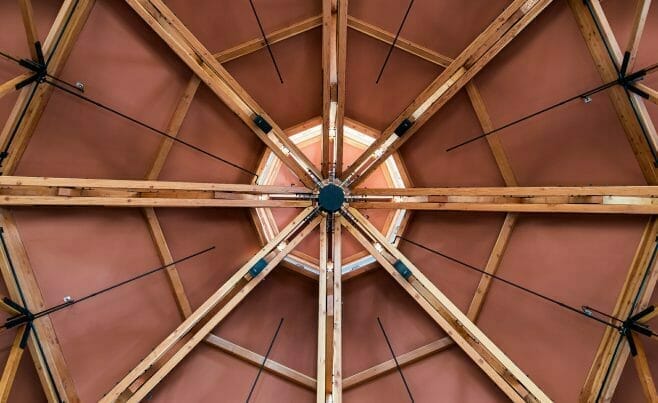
[0,0,657,402]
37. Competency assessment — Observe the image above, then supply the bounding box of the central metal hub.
[318,183,345,213]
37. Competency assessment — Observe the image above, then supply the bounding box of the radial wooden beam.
[636,83,658,106]
[340,0,554,187]
[17,0,40,60]
[101,208,320,402]
[0,210,79,402]
[0,326,28,402]
[317,217,342,402]
[321,0,348,178]
[0,0,96,175]
[124,0,321,188]
[579,217,658,402]
[0,73,32,101]
[350,185,658,214]
[340,207,552,402]
[568,0,658,185]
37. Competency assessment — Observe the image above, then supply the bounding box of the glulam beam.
[0,0,96,175]
[568,0,658,184]
[124,0,321,188]
[0,210,79,402]
[579,218,658,402]
[17,0,40,60]
[101,208,321,402]
[340,208,551,402]
[341,0,554,187]
[317,217,342,402]
[0,326,28,402]
[321,0,347,178]
[625,0,652,73]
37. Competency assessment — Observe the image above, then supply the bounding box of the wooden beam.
[0,326,28,402]
[343,336,453,390]
[215,15,321,64]
[0,0,96,175]
[100,208,320,402]
[341,208,552,402]
[341,0,554,187]
[353,186,658,197]
[17,0,40,60]
[322,0,348,178]
[0,210,79,402]
[124,0,321,188]
[347,16,452,68]
[625,0,652,73]
[350,186,658,214]
[0,74,32,101]
[317,217,342,402]
[568,0,658,185]
[630,333,658,402]
[635,83,658,106]
[204,334,316,390]
[579,218,658,402]
[466,213,518,320]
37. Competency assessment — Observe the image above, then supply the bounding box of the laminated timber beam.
[340,207,552,403]
[0,0,96,175]
[0,175,311,208]
[317,217,342,402]
[350,186,658,214]
[0,325,28,402]
[568,0,658,185]
[17,0,40,60]
[579,218,658,402]
[0,210,79,402]
[101,208,321,402]
[124,0,322,188]
[340,0,554,187]
[321,0,348,178]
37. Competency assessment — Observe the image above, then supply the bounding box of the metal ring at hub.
[318,183,345,213]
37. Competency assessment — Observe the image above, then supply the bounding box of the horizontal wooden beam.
[353,186,658,197]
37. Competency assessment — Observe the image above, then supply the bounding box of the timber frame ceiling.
[0,0,657,402]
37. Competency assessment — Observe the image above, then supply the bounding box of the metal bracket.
[248,258,269,277]
[253,115,273,134]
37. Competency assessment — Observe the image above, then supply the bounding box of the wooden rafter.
[340,207,552,402]
[625,0,653,73]
[0,0,96,175]
[636,83,658,106]
[340,0,554,187]
[17,0,40,60]
[317,217,342,402]
[568,0,658,185]
[631,333,658,402]
[321,0,347,178]
[124,0,321,188]
[579,218,658,402]
[0,73,32,101]
[0,326,28,402]
[0,210,79,402]
[100,208,320,402]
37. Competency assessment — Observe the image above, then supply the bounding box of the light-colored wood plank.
[636,83,658,106]
[353,186,658,197]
